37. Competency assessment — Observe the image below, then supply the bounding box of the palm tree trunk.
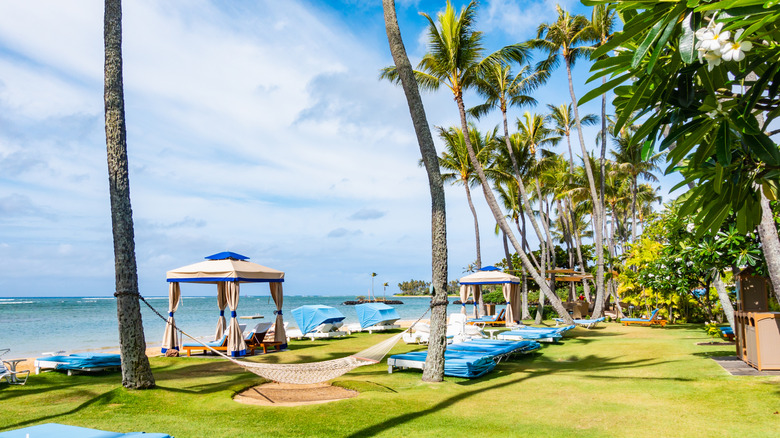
[521,268,530,319]
[568,197,592,301]
[600,76,608,258]
[713,272,735,330]
[565,59,606,318]
[382,0,448,382]
[500,107,547,257]
[758,191,780,303]
[631,177,638,245]
[456,94,572,323]
[104,0,154,389]
[464,183,482,269]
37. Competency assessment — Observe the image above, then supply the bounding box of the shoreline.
[8,319,425,374]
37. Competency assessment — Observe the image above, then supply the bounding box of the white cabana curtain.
[502,283,521,325]
[509,284,520,324]
[471,285,482,318]
[161,282,181,353]
[214,282,228,341]
[226,281,247,357]
[459,285,469,315]
[270,282,286,345]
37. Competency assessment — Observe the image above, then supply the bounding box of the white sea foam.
[0,301,34,305]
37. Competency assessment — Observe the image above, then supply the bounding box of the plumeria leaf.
[679,11,696,64]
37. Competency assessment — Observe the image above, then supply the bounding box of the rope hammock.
[140,295,428,385]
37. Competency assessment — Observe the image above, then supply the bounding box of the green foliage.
[584,0,780,234]
[396,279,430,295]
[482,289,506,304]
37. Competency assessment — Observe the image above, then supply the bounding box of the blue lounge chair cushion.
[448,339,541,356]
[355,303,400,329]
[719,327,734,335]
[0,423,171,438]
[390,351,497,378]
[622,309,660,322]
[183,334,227,348]
[35,354,121,370]
[292,305,346,334]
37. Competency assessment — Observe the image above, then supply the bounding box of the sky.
[0,0,683,298]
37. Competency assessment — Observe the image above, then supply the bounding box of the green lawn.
[1,323,778,437]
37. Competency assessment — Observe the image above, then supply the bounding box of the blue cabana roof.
[356,303,400,328]
[292,305,346,334]
[205,251,249,260]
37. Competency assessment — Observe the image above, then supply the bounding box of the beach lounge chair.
[346,303,401,334]
[288,305,347,340]
[0,423,171,437]
[621,309,667,327]
[181,333,228,356]
[447,339,541,362]
[1,358,29,385]
[388,350,497,378]
[497,325,575,343]
[467,308,506,326]
[34,353,121,375]
[555,317,605,329]
[719,326,735,341]
[244,322,283,354]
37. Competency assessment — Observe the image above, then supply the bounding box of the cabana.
[459,266,520,324]
[162,251,285,357]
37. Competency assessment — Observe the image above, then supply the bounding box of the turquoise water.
[0,295,474,358]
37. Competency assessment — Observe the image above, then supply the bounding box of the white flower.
[686,223,695,233]
[721,40,752,62]
[698,23,730,52]
[687,261,694,267]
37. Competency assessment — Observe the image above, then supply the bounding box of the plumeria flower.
[721,39,752,61]
[699,48,723,71]
[698,22,730,52]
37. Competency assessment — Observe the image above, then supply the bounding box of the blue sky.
[0,0,682,298]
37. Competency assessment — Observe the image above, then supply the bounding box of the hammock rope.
[139,294,431,385]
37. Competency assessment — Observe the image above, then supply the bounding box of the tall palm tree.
[381,0,448,382]
[610,129,661,245]
[104,0,154,389]
[532,6,606,317]
[382,0,573,322]
[589,5,617,247]
[437,124,498,270]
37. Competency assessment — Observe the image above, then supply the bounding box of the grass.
[1,323,778,437]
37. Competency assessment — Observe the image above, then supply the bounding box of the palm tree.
[589,5,617,248]
[381,0,448,382]
[437,124,498,270]
[531,6,606,317]
[610,129,661,245]
[104,0,154,389]
[382,1,573,323]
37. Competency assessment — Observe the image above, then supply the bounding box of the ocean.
[0,295,481,359]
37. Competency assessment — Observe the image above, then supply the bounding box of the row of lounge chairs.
[388,339,541,378]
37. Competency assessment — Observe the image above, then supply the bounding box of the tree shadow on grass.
[343,352,674,437]
[0,387,123,432]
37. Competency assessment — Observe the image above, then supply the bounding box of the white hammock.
[203,330,406,384]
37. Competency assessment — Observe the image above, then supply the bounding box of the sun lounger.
[555,317,605,329]
[181,333,228,356]
[1,358,29,385]
[621,309,667,327]
[467,308,506,326]
[387,350,497,378]
[34,353,121,375]
[243,322,283,354]
[447,339,541,361]
[719,326,735,341]
[0,423,171,437]
[497,325,575,343]
[347,303,401,333]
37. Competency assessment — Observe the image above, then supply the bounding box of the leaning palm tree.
[531,5,606,317]
[103,0,154,389]
[381,0,449,382]
[437,124,498,270]
[383,0,573,323]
